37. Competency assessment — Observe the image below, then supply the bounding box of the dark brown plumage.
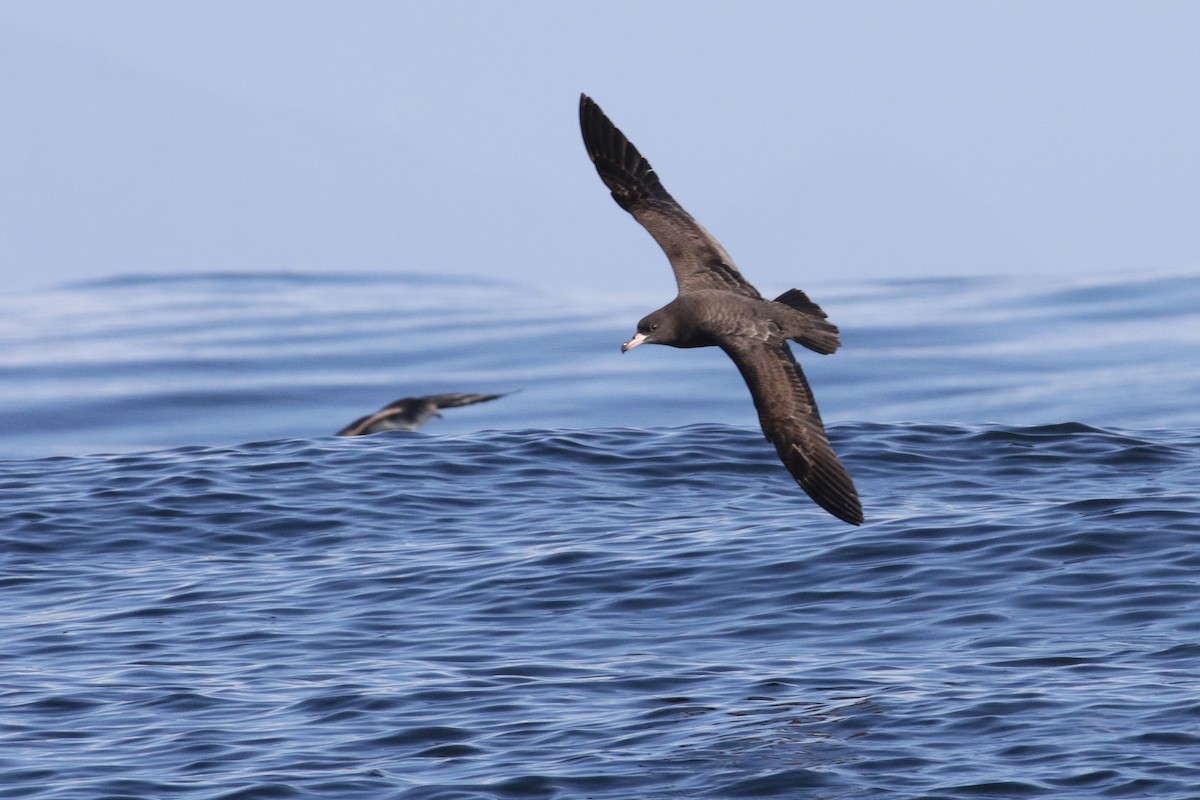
[336,392,508,436]
[579,94,863,525]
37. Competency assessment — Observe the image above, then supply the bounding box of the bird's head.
[622,309,675,353]
[623,298,714,352]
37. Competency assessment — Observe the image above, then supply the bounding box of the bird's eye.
[649,323,659,332]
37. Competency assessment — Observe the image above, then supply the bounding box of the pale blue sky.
[2,1,1197,296]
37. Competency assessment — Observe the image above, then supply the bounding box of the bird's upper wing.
[719,337,863,524]
[580,94,762,300]
[419,392,507,410]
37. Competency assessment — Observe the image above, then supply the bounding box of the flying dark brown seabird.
[336,392,508,436]
[579,94,863,525]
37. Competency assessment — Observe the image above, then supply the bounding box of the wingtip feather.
[578,94,669,211]
[796,456,864,525]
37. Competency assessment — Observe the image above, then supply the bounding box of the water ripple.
[1,421,1199,797]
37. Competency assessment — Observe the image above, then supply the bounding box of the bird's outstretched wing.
[720,338,863,524]
[579,94,762,300]
[418,392,507,410]
[335,408,404,436]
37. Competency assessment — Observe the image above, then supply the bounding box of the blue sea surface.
[2,271,1199,799]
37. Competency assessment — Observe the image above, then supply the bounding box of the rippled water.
[2,272,1199,798]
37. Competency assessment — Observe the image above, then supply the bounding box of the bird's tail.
[773,288,841,355]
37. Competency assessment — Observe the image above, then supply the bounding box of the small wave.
[55,270,520,292]
[2,421,1199,797]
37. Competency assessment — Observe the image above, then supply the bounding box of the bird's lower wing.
[720,339,863,524]
[336,413,380,436]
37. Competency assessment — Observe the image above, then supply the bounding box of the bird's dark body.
[579,94,863,525]
[336,392,507,437]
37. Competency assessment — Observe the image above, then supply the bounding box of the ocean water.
[2,271,1199,799]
